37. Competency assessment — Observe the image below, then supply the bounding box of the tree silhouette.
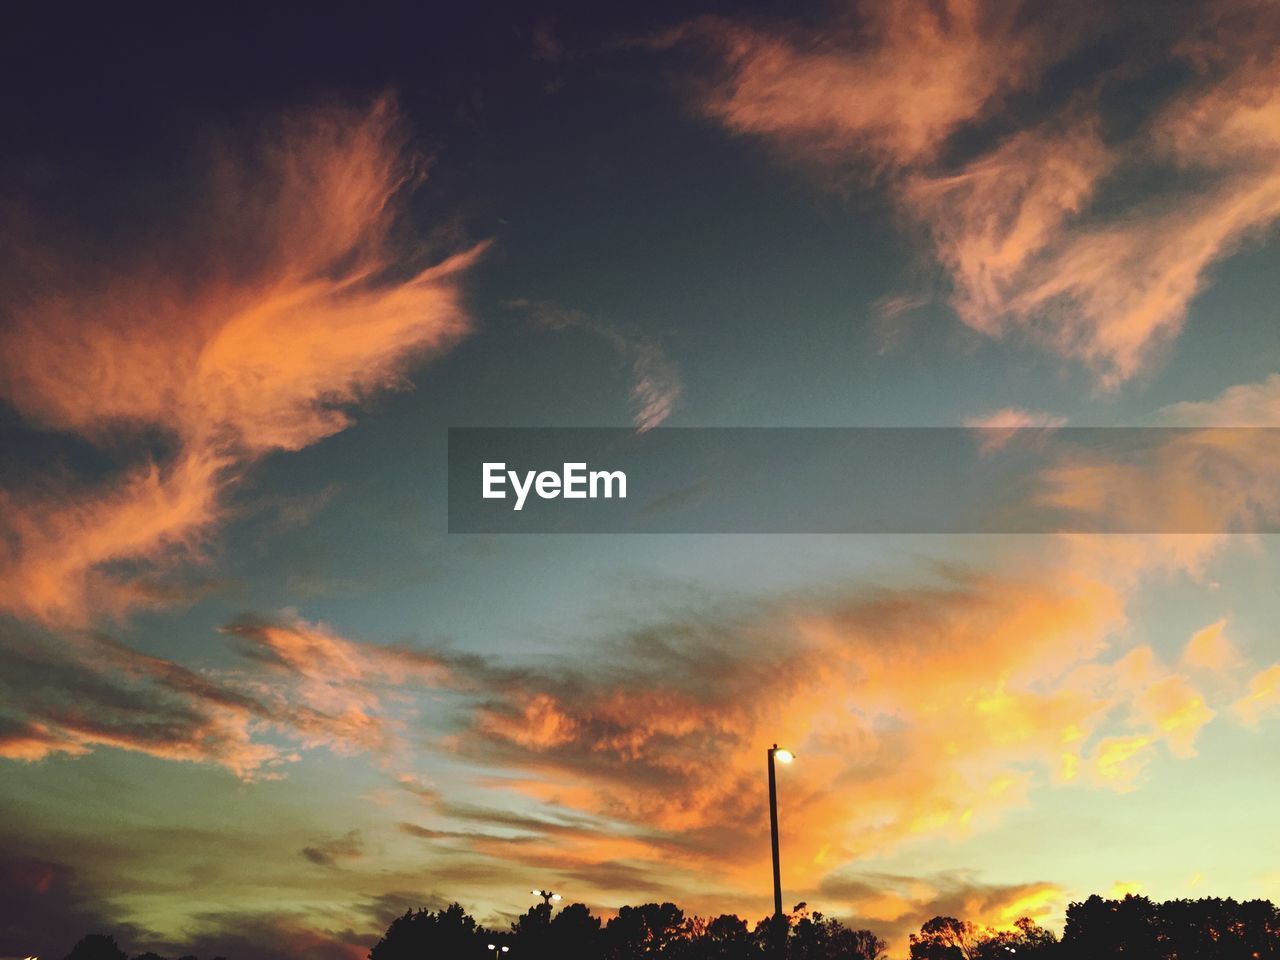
[972,918,1057,959]
[368,903,481,960]
[62,889,1280,960]
[790,909,886,960]
[910,916,982,960]
[549,902,605,960]
[1061,894,1280,960]
[697,914,756,960]
[755,912,789,959]
[910,915,1059,960]
[65,934,128,960]
[1061,894,1159,958]
[605,903,690,957]
[510,902,554,960]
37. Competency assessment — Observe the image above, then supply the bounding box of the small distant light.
[530,889,540,895]
[774,748,794,763]
[551,893,562,902]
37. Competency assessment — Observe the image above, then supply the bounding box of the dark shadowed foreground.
[53,893,1280,959]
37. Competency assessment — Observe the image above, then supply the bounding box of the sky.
[2,1,1280,958]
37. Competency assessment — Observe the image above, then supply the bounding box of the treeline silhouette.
[54,893,1280,959]
[369,901,886,959]
[61,933,225,960]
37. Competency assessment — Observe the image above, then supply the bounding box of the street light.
[530,889,562,906]
[488,944,510,954]
[767,744,794,919]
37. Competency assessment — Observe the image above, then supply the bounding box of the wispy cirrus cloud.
[0,95,488,626]
[660,1,1060,174]
[506,298,683,431]
[668,0,1280,385]
[917,32,1280,385]
[963,408,1069,452]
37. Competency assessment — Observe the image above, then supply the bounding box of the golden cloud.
[428,543,1247,896]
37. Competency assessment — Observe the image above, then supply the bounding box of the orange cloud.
[1131,675,1214,759]
[0,95,487,625]
[1232,664,1280,726]
[900,4,1280,385]
[437,546,1245,894]
[821,872,1067,954]
[962,408,1069,452]
[1183,619,1239,671]
[223,613,453,757]
[666,1,1052,173]
[673,2,1280,383]
[0,718,91,762]
[902,118,1112,336]
[1033,428,1280,533]
[1159,373,1280,426]
[2,540,1261,917]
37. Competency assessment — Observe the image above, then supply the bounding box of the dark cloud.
[0,846,149,960]
[0,620,281,776]
[301,831,365,868]
[0,611,456,777]
[162,911,370,960]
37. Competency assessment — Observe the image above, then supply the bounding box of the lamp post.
[530,889,561,908]
[487,944,510,954]
[767,744,794,919]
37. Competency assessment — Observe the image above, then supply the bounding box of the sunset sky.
[3,2,1280,958]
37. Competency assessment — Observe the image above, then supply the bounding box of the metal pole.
[768,744,782,918]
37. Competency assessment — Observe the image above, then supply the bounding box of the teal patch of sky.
[1122,539,1280,661]
[1139,239,1280,415]
[430,41,1101,429]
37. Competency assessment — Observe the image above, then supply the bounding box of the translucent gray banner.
[447,427,1280,533]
